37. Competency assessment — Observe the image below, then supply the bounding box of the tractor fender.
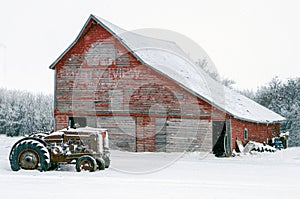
[9,137,48,158]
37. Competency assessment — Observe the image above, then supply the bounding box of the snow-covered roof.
[49,14,285,124]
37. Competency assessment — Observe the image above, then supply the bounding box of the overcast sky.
[0,0,299,94]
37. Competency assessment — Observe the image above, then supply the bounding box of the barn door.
[136,117,156,152]
[212,120,232,157]
[212,121,225,156]
[98,116,136,152]
[155,118,167,152]
[224,119,232,157]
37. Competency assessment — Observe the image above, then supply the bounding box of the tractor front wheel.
[76,155,97,172]
[96,158,105,170]
[103,156,110,168]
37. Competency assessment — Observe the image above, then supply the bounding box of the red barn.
[49,15,285,155]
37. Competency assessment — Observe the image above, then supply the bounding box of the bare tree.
[195,58,235,88]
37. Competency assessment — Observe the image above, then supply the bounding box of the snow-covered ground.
[1,135,300,199]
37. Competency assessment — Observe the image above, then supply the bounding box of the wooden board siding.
[166,118,212,152]
[54,114,68,130]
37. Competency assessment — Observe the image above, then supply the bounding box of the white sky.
[0,0,299,94]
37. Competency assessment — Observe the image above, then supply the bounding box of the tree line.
[244,77,300,147]
[0,88,54,136]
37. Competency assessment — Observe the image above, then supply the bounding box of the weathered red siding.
[231,118,280,150]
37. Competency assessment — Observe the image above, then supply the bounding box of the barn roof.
[49,14,285,124]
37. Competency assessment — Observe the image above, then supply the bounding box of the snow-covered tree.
[0,88,54,136]
[253,77,300,146]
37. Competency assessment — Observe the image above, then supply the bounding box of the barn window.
[174,92,184,99]
[244,128,248,140]
[68,117,87,129]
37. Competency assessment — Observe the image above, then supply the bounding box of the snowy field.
[1,135,300,199]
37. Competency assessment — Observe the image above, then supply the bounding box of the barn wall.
[98,116,136,151]
[231,118,280,150]
[53,18,225,152]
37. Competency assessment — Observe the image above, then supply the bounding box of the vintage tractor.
[9,127,110,172]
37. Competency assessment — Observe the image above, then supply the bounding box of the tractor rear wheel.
[76,155,97,172]
[9,139,50,171]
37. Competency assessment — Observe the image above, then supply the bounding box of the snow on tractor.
[9,127,110,172]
